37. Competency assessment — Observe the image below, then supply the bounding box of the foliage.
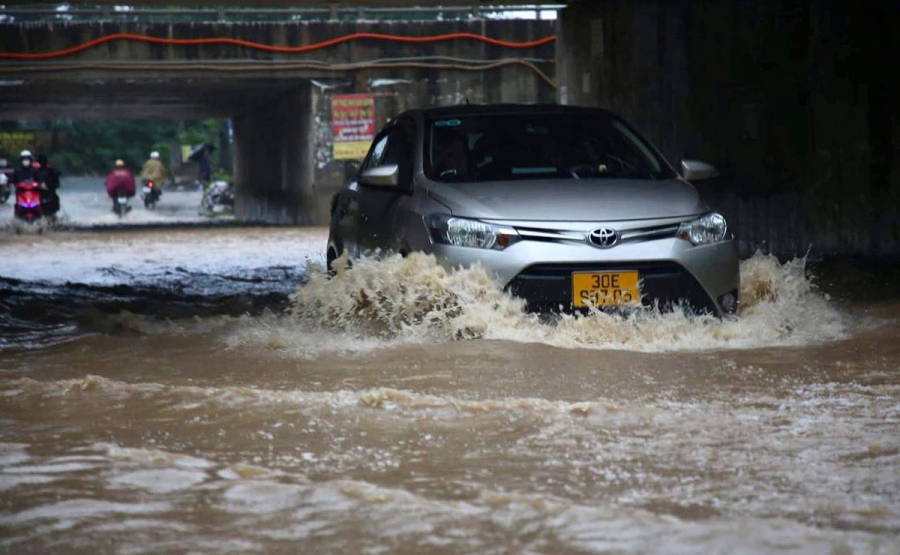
[211,167,233,183]
[49,119,174,174]
[38,119,228,175]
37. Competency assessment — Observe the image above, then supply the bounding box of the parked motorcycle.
[14,179,44,224]
[141,178,162,209]
[112,195,131,218]
[199,180,234,217]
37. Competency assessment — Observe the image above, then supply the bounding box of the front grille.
[513,223,680,246]
[506,261,718,314]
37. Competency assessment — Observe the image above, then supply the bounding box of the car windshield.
[424,113,674,183]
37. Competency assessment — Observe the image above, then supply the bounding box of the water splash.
[233,251,848,355]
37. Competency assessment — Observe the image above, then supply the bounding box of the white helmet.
[20,149,32,158]
[150,151,160,159]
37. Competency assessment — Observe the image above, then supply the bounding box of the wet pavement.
[0,226,898,554]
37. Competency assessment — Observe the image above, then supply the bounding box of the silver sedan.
[327,104,739,315]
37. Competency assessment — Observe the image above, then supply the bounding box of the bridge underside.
[0,78,305,121]
[0,75,318,224]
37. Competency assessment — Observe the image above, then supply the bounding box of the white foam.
[222,481,307,513]
[0,499,170,526]
[96,443,215,469]
[3,462,98,474]
[230,251,850,355]
[0,443,31,466]
[88,519,192,533]
[0,474,60,491]
[109,469,208,494]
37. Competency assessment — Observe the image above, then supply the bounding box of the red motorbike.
[14,179,44,223]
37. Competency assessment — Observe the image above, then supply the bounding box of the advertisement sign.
[0,131,36,156]
[331,94,375,160]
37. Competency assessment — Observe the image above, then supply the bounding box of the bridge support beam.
[558,0,899,257]
[232,83,318,224]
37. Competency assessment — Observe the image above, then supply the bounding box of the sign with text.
[331,94,375,160]
[0,131,36,157]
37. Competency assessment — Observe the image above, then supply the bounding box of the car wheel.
[326,243,340,277]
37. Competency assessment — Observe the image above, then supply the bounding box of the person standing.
[197,144,213,184]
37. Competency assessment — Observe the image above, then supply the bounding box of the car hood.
[426,178,706,221]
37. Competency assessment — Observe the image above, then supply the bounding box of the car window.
[361,133,389,172]
[382,128,409,167]
[360,126,412,188]
[361,126,409,166]
[423,113,675,183]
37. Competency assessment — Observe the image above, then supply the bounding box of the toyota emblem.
[589,227,619,248]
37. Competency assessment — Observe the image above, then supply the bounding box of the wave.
[229,251,849,356]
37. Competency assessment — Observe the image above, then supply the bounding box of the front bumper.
[430,236,739,315]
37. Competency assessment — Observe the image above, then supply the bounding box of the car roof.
[396,103,616,122]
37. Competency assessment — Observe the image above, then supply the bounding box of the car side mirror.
[358,164,399,188]
[681,159,719,181]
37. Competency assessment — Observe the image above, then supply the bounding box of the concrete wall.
[559,0,899,258]
[232,83,317,224]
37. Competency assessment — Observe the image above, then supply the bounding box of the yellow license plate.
[572,271,640,307]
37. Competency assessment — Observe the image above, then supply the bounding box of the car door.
[335,131,390,259]
[356,122,415,255]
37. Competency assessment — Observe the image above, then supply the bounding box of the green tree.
[40,118,227,175]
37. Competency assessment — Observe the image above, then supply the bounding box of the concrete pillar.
[557,1,602,108]
[232,82,318,225]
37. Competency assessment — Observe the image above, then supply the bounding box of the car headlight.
[677,212,728,246]
[425,214,520,250]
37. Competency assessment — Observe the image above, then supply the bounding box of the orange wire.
[0,31,557,61]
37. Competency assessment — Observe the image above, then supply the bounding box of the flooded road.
[1,227,898,553]
[0,176,217,230]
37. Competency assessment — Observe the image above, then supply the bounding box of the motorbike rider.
[104,159,136,211]
[10,149,37,184]
[140,150,167,186]
[33,153,61,218]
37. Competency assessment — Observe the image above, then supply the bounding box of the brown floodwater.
[0,228,898,554]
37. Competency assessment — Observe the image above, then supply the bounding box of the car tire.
[326,243,340,277]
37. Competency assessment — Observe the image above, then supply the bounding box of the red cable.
[0,31,557,60]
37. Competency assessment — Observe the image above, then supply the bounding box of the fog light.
[718,290,738,315]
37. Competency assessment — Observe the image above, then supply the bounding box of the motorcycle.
[199,180,235,217]
[14,179,44,224]
[112,195,132,218]
[141,178,162,209]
